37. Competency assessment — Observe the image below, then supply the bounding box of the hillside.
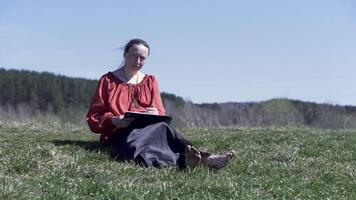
[1,68,356,129]
[0,121,355,199]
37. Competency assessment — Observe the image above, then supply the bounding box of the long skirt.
[109,122,195,169]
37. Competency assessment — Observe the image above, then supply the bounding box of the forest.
[1,68,355,129]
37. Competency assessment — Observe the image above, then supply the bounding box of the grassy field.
[0,121,355,199]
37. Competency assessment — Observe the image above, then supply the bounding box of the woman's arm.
[86,76,116,134]
[150,76,166,115]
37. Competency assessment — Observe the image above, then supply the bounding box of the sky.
[1,0,356,106]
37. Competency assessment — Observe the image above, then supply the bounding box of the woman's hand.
[111,115,134,128]
[146,107,159,115]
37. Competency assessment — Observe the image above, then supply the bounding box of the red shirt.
[86,72,166,144]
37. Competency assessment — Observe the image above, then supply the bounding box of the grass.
[0,121,355,199]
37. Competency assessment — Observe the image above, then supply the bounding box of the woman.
[87,39,234,169]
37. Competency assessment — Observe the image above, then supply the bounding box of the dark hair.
[124,38,150,55]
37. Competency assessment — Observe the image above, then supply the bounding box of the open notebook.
[124,111,173,128]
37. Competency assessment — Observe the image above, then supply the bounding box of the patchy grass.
[0,121,355,199]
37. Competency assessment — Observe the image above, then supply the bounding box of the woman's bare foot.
[202,150,236,169]
[184,145,201,168]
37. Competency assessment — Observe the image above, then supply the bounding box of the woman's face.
[124,44,149,71]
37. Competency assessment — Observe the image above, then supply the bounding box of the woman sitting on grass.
[86,38,235,169]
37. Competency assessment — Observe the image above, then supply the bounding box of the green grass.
[0,121,355,199]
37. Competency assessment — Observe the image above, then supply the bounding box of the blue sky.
[1,0,356,105]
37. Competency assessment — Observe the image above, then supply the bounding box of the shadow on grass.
[51,139,170,169]
[51,139,120,160]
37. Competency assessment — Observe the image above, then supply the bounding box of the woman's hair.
[124,38,150,55]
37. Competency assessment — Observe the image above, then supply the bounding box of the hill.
[0,121,355,199]
[1,68,356,129]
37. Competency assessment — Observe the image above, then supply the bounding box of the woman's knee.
[148,122,170,129]
[156,122,169,127]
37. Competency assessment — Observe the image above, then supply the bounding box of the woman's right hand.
[111,115,134,128]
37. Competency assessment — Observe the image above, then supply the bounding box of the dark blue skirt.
[109,122,192,168]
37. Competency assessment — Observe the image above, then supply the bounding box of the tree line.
[1,68,355,129]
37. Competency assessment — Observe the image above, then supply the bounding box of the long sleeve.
[86,76,116,137]
[150,76,166,115]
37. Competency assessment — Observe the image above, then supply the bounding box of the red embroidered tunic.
[86,72,166,144]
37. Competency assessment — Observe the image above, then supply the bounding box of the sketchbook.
[124,111,173,128]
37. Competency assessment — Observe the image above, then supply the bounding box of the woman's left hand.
[146,107,159,115]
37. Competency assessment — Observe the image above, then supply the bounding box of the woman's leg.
[110,122,234,169]
[126,122,201,168]
[108,122,198,168]
[148,122,204,168]
[143,122,237,169]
